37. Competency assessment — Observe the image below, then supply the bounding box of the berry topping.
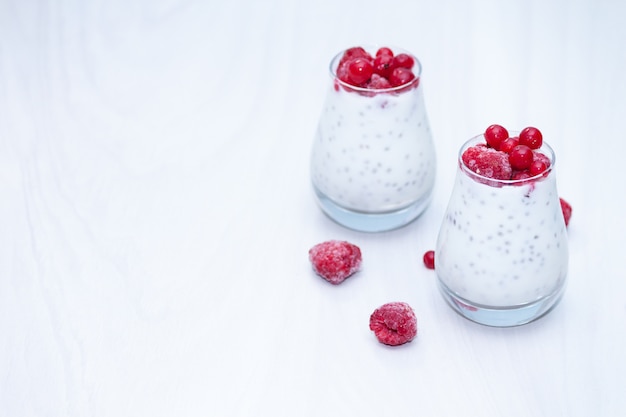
[559,198,572,227]
[334,46,418,91]
[508,145,534,170]
[461,145,513,180]
[519,126,543,149]
[499,137,520,154]
[309,240,362,285]
[392,53,415,69]
[423,250,435,269]
[369,302,418,346]
[529,159,548,176]
[389,67,416,87]
[347,58,374,85]
[533,150,551,169]
[484,124,509,150]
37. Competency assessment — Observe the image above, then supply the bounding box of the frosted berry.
[462,145,513,180]
[508,145,534,170]
[369,302,418,346]
[520,127,543,149]
[499,137,520,154]
[309,240,362,285]
[559,198,572,227]
[484,124,509,150]
[423,250,435,269]
[348,58,374,85]
[367,73,392,89]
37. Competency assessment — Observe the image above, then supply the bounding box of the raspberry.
[508,145,534,170]
[423,250,435,269]
[484,124,509,150]
[367,73,392,89]
[369,302,418,346]
[461,145,513,180]
[559,198,572,227]
[519,126,543,149]
[309,240,362,285]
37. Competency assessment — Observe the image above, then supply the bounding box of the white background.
[1,0,625,416]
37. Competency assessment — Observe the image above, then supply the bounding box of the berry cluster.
[462,125,551,182]
[336,46,418,90]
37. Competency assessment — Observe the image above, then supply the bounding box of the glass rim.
[457,132,557,185]
[328,45,423,93]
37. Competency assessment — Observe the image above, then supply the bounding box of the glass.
[435,134,569,327]
[310,47,436,232]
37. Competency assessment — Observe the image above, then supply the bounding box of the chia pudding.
[310,46,436,226]
[435,134,568,308]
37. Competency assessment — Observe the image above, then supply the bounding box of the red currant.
[339,47,371,67]
[389,67,415,87]
[423,250,435,269]
[519,127,543,149]
[509,145,534,170]
[529,160,548,176]
[373,54,394,78]
[484,124,509,150]
[499,137,520,154]
[375,47,394,57]
[347,58,374,85]
[393,53,414,69]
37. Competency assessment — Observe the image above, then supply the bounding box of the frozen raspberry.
[367,73,392,89]
[423,250,435,269]
[559,198,572,227]
[309,240,362,285]
[369,302,418,346]
[462,145,513,180]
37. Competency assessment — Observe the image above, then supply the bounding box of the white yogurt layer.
[436,157,569,307]
[310,81,436,213]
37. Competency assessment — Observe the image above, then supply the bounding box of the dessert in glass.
[435,125,569,327]
[310,46,436,232]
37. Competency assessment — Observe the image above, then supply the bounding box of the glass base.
[437,279,566,327]
[313,186,432,233]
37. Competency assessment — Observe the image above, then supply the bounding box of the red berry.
[336,60,351,84]
[347,58,374,85]
[367,73,392,89]
[375,47,394,57]
[462,145,513,180]
[388,67,416,87]
[529,160,548,176]
[508,145,534,170]
[423,250,435,269]
[533,151,551,169]
[309,240,362,285]
[369,302,418,346]
[559,198,572,227]
[484,124,509,150]
[392,53,415,69]
[519,126,543,149]
[499,137,520,154]
[338,47,371,67]
[373,54,394,78]
[512,170,532,181]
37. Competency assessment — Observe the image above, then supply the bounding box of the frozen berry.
[347,58,374,85]
[462,145,513,180]
[423,250,435,269]
[533,151,551,169]
[367,73,392,89]
[309,240,362,285]
[484,124,509,150]
[559,198,572,227]
[519,127,543,149]
[499,136,520,154]
[509,145,534,170]
[369,302,418,346]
